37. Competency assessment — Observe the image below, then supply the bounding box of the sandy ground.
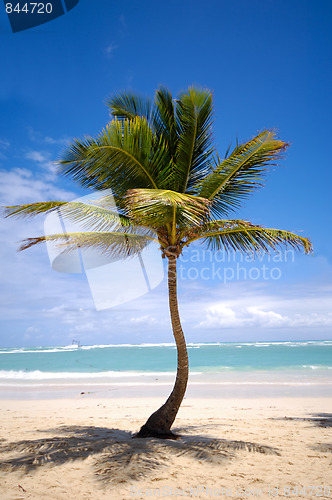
[0,395,331,500]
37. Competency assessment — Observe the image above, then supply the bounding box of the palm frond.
[152,87,178,152]
[91,118,158,188]
[57,136,100,189]
[194,130,289,216]
[3,201,67,218]
[185,223,312,255]
[176,87,214,192]
[125,188,211,229]
[180,219,254,238]
[150,87,179,190]
[58,118,161,199]
[19,231,157,258]
[57,201,132,232]
[3,200,134,233]
[105,91,152,121]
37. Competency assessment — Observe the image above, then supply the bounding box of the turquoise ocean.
[0,341,331,398]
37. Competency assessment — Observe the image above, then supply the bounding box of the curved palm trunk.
[135,255,189,439]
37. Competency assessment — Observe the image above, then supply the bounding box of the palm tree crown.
[5,86,312,258]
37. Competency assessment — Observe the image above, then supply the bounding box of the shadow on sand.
[0,425,280,484]
[270,413,332,428]
[269,413,332,456]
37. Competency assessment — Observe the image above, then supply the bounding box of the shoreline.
[1,367,332,400]
[1,381,332,400]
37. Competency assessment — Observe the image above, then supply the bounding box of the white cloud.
[73,322,97,333]
[200,304,242,328]
[44,136,69,145]
[0,167,76,205]
[246,307,289,327]
[25,150,58,179]
[25,151,48,163]
[130,315,158,325]
[196,295,332,330]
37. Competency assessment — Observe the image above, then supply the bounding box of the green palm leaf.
[59,118,161,200]
[150,87,179,191]
[19,231,157,258]
[3,200,133,232]
[180,218,254,239]
[195,130,288,216]
[176,87,214,192]
[185,223,312,255]
[125,188,211,230]
[57,136,101,190]
[3,201,67,218]
[106,91,152,122]
[152,87,178,154]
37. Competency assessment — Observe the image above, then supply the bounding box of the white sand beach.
[0,394,331,500]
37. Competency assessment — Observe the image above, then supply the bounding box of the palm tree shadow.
[0,426,123,473]
[0,425,280,485]
[269,413,332,456]
[270,413,332,428]
[310,413,332,428]
[307,413,332,455]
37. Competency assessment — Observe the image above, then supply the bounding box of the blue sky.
[1,0,332,347]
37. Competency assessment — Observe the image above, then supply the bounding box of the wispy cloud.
[25,150,49,163]
[104,42,118,58]
[130,314,158,325]
[43,136,69,145]
[0,138,10,149]
[25,150,58,179]
[27,127,70,146]
[119,14,127,30]
[0,138,10,160]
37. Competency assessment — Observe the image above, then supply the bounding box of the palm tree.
[4,86,312,438]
